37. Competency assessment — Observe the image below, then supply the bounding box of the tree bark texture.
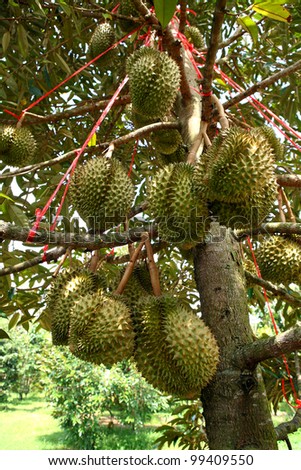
[193,225,278,449]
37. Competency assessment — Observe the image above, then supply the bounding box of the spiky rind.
[151,129,183,155]
[134,295,219,398]
[89,23,117,68]
[147,162,207,244]
[0,125,15,156]
[127,48,181,119]
[184,26,205,49]
[47,267,101,346]
[257,125,285,161]
[4,127,37,167]
[69,291,135,366]
[69,157,135,231]
[256,236,301,285]
[157,145,187,166]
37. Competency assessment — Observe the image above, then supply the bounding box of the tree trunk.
[193,224,278,450]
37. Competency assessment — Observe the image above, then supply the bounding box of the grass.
[0,396,300,450]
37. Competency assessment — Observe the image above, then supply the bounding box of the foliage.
[154,400,208,450]
[43,348,170,449]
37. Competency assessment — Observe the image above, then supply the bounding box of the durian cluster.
[47,263,219,398]
[194,126,278,228]
[0,125,37,167]
[255,236,301,285]
[69,157,135,232]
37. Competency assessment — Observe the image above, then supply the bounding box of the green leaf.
[17,24,29,58]
[54,52,71,75]
[237,16,258,45]
[251,2,292,22]
[2,31,11,55]
[0,329,10,340]
[0,193,14,203]
[153,0,178,29]
[8,312,20,330]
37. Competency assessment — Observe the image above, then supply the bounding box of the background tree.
[0,0,301,450]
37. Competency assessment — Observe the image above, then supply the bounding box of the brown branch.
[0,246,66,277]
[275,409,301,442]
[280,187,296,223]
[0,121,179,179]
[144,236,161,296]
[235,323,301,370]
[237,222,301,239]
[179,1,187,34]
[0,222,157,251]
[201,0,227,122]
[277,174,301,188]
[224,59,301,111]
[245,272,301,307]
[114,236,147,295]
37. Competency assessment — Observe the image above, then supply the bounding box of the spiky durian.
[69,157,135,231]
[3,127,37,167]
[150,128,183,155]
[257,125,285,161]
[184,25,205,49]
[89,23,117,68]
[157,144,187,166]
[147,162,207,245]
[118,0,139,32]
[134,295,219,398]
[47,267,103,346]
[126,48,181,119]
[69,291,135,366]
[0,125,15,157]
[256,236,301,285]
[196,127,276,204]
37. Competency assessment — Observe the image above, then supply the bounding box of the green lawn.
[0,396,300,450]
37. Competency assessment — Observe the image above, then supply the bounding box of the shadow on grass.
[37,431,72,450]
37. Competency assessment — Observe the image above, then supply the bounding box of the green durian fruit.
[256,236,301,285]
[157,144,187,166]
[257,125,285,161]
[0,125,15,157]
[69,157,135,232]
[118,0,139,32]
[89,23,118,68]
[69,291,135,366]
[147,162,208,245]
[196,126,276,204]
[151,128,183,155]
[126,48,181,119]
[47,267,103,346]
[184,25,205,49]
[3,127,37,167]
[134,295,219,398]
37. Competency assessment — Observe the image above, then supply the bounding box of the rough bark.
[193,225,278,449]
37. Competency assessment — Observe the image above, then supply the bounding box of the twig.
[211,94,229,129]
[224,59,301,111]
[114,236,147,295]
[144,235,161,296]
[245,272,301,307]
[277,174,301,188]
[0,121,179,179]
[275,409,301,442]
[0,246,67,277]
[52,248,71,277]
[201,0,228,122]
[277,187,286,223]
[280,187,296,223]
[237,222,301,239]
[179,1,187,34]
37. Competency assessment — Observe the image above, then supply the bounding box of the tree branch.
[201,0,227,122]
[0,247,67,277]
[245,272,301,307]
[0,222,157,250]
[275,409,301,442]
[277,174,301,188]
[235,324,301,370]
[237,222,301,239]
[179,1,187,34]
[224,59,301,111]
[0,121,179,179]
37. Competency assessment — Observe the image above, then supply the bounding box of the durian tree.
[1,0,301,450]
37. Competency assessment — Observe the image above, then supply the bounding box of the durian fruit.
[147,162,208,245]
[118,0,139,32]
[134,295,219,398]
[150,128,183,155]
[69,290,135,366]
[126,48,181,119]
[1,127,37,167]
[157,144,187,166]
[196,126,276,204]
[69,157,135,232]
[47,267,103,346]
[257,125,285,161]
[89,23,118,68]
[255,236,301,285]
[184,25,205,49]
[0,125,15,156]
